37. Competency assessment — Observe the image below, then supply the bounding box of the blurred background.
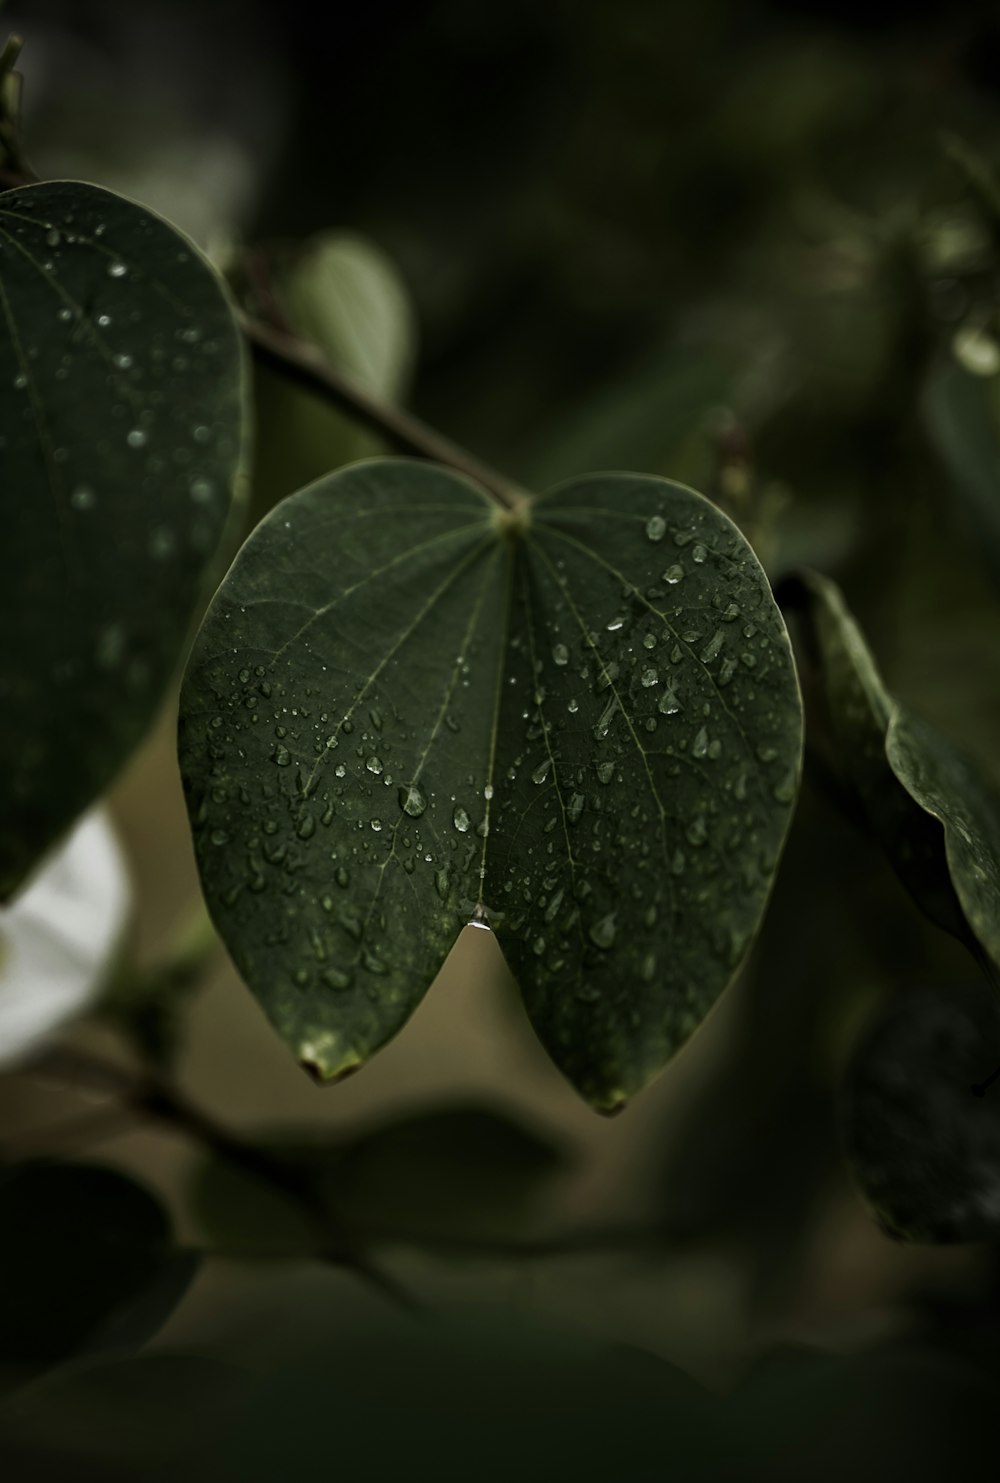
[3,0,1000,1474]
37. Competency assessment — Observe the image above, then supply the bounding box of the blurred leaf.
[924,353,1000,590]
[0,180,247,899]
[191,1099,569,1256]
[842,984,1000,1242]
[0,1161,195,1372]
[0,809,130,1068]
[728,1341,997,1481]
[520,345,735,489]
[179,460,802,1109]
[213,1309,719,1483]
[0,1353,246,1483]
[791,570,1000,971]
[249,231,416,512]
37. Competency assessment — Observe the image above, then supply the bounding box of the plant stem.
[240,311,528,513]
[26,1045,418,1310]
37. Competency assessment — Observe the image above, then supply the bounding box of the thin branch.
[240,311,528,513]
[24,1045,418,1311]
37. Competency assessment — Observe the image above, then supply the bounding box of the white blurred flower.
[0,810,131,1068]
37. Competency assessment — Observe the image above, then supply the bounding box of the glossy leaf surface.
[179,460,802,1109]
[0,180,246,897]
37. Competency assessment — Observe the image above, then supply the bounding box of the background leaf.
[0,179,246,899]
[842,983,1000,1242]
[179,458,802,1110]
[248,230,416,516]
[190,1098,569,1257]
[0,1161,195,1375]
[0,808,130,1068]
[924,353,1000,592]
[791,570,1000,974]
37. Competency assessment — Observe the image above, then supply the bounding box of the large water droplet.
[531,759,552,785]
[588,912,617,949]
[453,806,470,833]
[366,756,383,775]
[398,783,427,817]
[645,514,667,542]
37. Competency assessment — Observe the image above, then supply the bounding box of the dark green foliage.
[0,180,246,898]
[0,1161,196,1372]
[178,460,802,1109]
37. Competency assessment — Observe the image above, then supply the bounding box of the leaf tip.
[296,1033,363,1086]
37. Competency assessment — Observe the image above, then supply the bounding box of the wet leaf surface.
[0,180,246,898]
[179,460,802,1109]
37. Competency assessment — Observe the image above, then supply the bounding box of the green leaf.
[0,1161,195,1371]
[178,460,802,1111]
[843,984,1000,1242]
[190,1099,569,1256]
[924,353,1000,589]
[250,232,416,512]
[791,570,1000,973]
[0,180,247,899]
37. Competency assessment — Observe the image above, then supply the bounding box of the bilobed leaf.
[178,460,802,1111]
[794,570,1000,972]
[0,180,247,899]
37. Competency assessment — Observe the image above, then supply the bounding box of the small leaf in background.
[924,353,1000,592]
[0,180,247,899]
[179,459,802,1110]
[0,1161,196,1372]
[790,570,1000,970]
[842,984,1000,1242]
[248,230,417,512]
[0,808,130,1069]
[190,1099,569,1257]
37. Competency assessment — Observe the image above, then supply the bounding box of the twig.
[240,311,528,513]
[24,1045,418,1310]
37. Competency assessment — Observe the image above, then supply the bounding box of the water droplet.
[773,769,798,804]
[596,760,615,784]
[398,783,427,817]
[322,967,353,991]
[190,477,214,503]
[149,525,175,559]
[297,814,316,840]
[645,514,667,542]
[640,951,657,983]
[435,866,451,900]
[567,792,585,824]
[453,806,470,833]
[663,564,684,584]
[640,667,658,687]
[552,642,569,666]
[272,745,291,766]
[45,228,60,248]
[658,688,680,715]
[643,632,657,650]
[335,865,350,888]
[954,323,1000,377]
[692,726,709,759]
[531,759,552,785]
[484,783,494,801]
[126,428,147,449]
[700,629,725,664]
[370,818,383,831]
[366,756,383,775]
[567,698,579,713]
[588,912,617,949]
[594,697,618,740]
[686,816,707,846]
[606,615,626,632]
[107,261,127,278]
[112,352,133,370]
[70,484,95,511]
[692,543,708,564]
